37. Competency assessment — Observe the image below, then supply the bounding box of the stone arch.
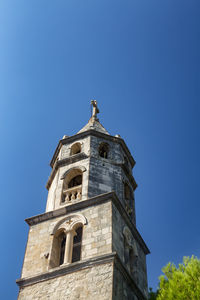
[49,214,87,269]
[60,167,86,203]
[70,142,82,155]
[99,142,110,159]
[61,166,86,180]
[51,214,87,235]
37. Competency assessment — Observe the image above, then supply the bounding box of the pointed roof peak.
[77,100,110,135]
[77,118,110,135]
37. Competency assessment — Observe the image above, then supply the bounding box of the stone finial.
[91,100,99,121]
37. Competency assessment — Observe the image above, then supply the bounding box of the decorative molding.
[16,252,147,300]
[16,252,116,288]
[50,214,87,235]
[60,166,86,180]
[25,192,150,255]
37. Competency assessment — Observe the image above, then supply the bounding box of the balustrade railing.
[62,185,82,203]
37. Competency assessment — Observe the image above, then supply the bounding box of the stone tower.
[17,101,150,300]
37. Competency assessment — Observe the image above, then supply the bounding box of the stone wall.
[18,262,113,300]
[21,201,112,278]
[88,135,124,201]
[112,203,148,296]
[46,134,136,223]
[113,263,138,300]
[88,135,136,223]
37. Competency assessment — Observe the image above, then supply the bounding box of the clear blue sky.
[0,0,199,298]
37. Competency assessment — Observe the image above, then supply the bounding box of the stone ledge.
[25,192,114,226]
[25,192,150,255]
[16,252,147,300]
[16,252,116,288]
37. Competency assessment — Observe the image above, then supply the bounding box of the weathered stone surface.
[21,201,112,278]
[18,263,113,300]
[112,203,148,296]
[46,130,137,221]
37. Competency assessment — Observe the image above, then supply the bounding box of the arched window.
[61,168,83,203]
[72,226,83,263]
[49,229,67,268]
[70,143,81,155]
[99,142,109,159]
[59,232,66,266]
[49,215,86,269]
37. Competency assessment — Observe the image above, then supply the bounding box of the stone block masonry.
[21,201,112,278]
[18,263,113,300]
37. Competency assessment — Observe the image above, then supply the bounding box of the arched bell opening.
[70,143,81,155]
[61,168,83,203]
[99,142,109,159]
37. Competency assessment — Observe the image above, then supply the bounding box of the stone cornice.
[25,192,150,255]
[16,252,147,300]
[50,130,135,169]
[16,252,116,288]
[46,152,88,190]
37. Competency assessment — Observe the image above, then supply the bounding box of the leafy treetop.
[156,256,200,300]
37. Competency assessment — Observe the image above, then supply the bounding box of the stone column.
[64,229,76,264]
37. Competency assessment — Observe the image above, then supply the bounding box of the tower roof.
[77,118,110,135]
[77,100,110,135]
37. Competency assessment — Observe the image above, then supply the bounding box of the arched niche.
[70,142,82,155]
[99,142,109,159]
[60,167,86,203]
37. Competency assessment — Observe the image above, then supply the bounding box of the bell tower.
[17,101,150,300]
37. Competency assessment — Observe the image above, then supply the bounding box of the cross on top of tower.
[91,100,99,121]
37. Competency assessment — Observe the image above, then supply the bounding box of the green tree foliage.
[157,256,200,300]
[148,287,158,300]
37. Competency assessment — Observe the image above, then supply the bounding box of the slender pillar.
[64,229,76,264]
